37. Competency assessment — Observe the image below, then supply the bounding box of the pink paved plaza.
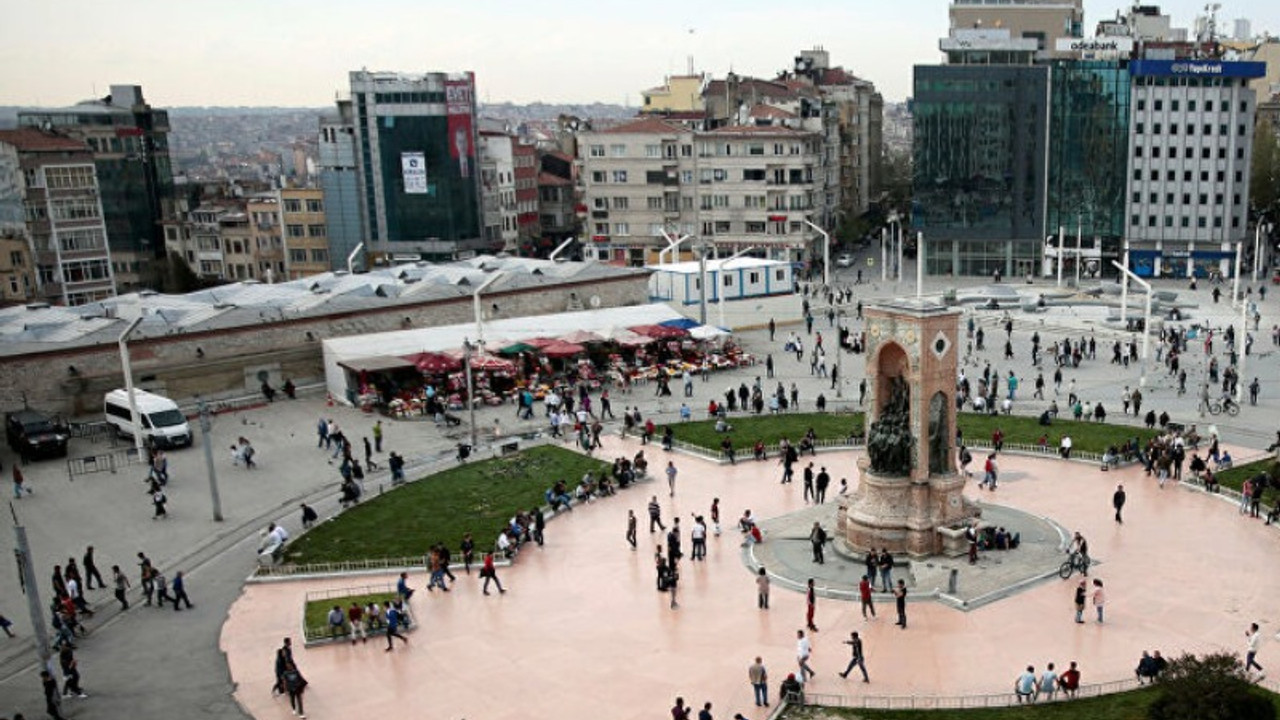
[221,437,1280,719]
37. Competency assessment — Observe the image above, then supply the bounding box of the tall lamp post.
[658,230,692,266]
[717,247,758,329]
[472,271,503,344]
[463,339,484,449]
[1253,218,1271,282]
[117,316,146,460]
[10,504,59,716]
[835,308,846,398]
[196,399,223,522]
[694,239,713,325]
[803,220,830,288]
[1112,260,1152,388]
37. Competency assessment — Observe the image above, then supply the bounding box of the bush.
[1147,652,1275,720]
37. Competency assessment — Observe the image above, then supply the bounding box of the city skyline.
[0,0,1273,109]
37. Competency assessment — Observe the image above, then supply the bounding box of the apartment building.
[0,129,116,305]
[248,195,286,281]
[577,117,822,266]
[319,100,363,271]
[280,187,329,278]
[0,229,36,304]
[949,0,1085,58]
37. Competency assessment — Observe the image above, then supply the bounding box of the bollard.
[948,568,959,594]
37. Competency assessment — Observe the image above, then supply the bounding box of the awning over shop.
[542,341,587,358]
[403,351,462,374]
[659,318,700,330]
[338,355,416,374]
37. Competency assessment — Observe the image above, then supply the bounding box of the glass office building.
[913,65,1049,277]
[1046,60,1130,270]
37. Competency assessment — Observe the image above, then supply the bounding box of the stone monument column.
[838,299,975,557]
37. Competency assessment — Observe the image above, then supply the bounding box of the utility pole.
[11,504,61,716]
[196,399,223,522]
[697,240,710,326]
[464,340,478,449]
[835,309,845,398]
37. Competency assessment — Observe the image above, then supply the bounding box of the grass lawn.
[672,412,863,451]
[303,591,398,641]
[285,445,608,564]
[670,412,1159,457]
[1214,457,1279,493]
[781,687,1160,720]
[781,684,1277,720]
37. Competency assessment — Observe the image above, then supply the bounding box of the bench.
[499,440,520,456]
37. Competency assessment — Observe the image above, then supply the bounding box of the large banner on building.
[445,73,475,179]
[401,152,428,194]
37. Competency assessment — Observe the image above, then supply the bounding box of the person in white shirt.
[796,629,815,682]
[1246,623,1265,677]
[1038,664,1059,700]
[1060,435,1074,459]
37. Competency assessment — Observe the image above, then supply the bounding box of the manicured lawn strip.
[672,412,863,451]
[285,445,608,564]
[304,592,397,639]
[1214,457,1279,493]
[670,413,1161,457]
[781,685,1271,720]
[954,414,1161,456]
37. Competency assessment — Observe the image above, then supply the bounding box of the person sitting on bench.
[545,481,572,512]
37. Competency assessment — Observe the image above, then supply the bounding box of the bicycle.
[1058,551,1090,580]
[1206,397,1241,417]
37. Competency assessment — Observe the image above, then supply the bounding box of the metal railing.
[302,582,400,644]
[65,446,145,481]
[255,556,428,579]
[791,677,1145,711]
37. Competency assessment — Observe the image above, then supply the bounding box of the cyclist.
[1067,532,1090,576]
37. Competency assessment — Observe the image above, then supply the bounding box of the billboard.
[1129,60,1266,78]
[401,152,428,194]
[445,73,476,179]
[1054,37,1134,54]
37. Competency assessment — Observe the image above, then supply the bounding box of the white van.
[104,389,193,449]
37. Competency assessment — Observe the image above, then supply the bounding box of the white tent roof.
[647,258,788,275]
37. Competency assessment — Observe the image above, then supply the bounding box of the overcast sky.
[0,0,1271,108]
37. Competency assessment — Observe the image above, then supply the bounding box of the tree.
[1147,652,1274,720]
[1251,118,1280,219]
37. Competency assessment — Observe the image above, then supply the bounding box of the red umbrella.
[468,353,516,371]
[405,352,462,374]
[523,337,559,348]
[541,341,586,358]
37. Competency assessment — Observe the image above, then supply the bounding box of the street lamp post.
[1238,295,1249,403]
[1056,226,1064,287]
[696,239,712,326]
[196,399,223,522]
[880,227,888,281]
[10,504,59,716]
[117,316,146,460]
[463,339,480,449]
[803,220,830,288]
[1075,214,1082,288]
[916,231,924,298]
[1112,260,1152,388]
[717,247,757,329]
[1252,219,1271,282]
[658,230,691,265]
[472,272,503,345]
[835,309,846,398]
[1232,241,1243,307]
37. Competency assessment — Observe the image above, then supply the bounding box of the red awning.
[630,324,688,339]
[404,352,462,374]
[541,341,586,358]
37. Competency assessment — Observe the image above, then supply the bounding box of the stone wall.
[0,275,649,417]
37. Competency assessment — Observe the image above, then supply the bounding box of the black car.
[5,409,70,460]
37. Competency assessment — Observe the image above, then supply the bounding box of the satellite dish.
[589,295,602,308]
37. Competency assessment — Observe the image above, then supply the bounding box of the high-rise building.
[319,100,363,271]
[0,129,116,305]
[18,85,174,292]
[346,70,485,262]
[949,0,1084,58]
[914,29,1050,276]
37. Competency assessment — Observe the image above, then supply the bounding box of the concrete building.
[280,187,329,278]
[537,150,578,250]
[647,257,794,305]
[346,70,487,262]
[641,75,706,114]
[1123,59,1266,277]
[949,0,1084,58]
[0,256,651,416]
[0,129,117,305]
[0,229,36,305]
[247,195,286,282]
[577,117,823,266]
[318,100,364,271]
[18,85,175,292]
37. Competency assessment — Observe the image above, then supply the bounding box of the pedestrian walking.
[893,579,908,628]
[372,419,383,453]
[648,495,665,532]
[626,510,637,550]
[12,466,33,498]
[384,604,408,651]
[171,570,194,611]
[809,522,827,564]
[796,629,815,682]
[749,657,769,707]
[81,547,105,591]
[815,467,830,503]
[59,645,87,698]
[806,578,819,631]
[1113,484,1126,524]
[111,565,130,611]
[480,552,506,595]
[1246,623,1265,678]
[271,637,293,697]
[666,461,678,497]
[152,568,173,608]
[859,575,876,619]
[137,552,153,606]
[282,660,308,718]
[41,669,66,720]
[1074,580,1086,624]
[756,567,770,609]
[1091,578,1105,623]
[838,631,869,682]
[151,487,167,519]
[690,515,707,561]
